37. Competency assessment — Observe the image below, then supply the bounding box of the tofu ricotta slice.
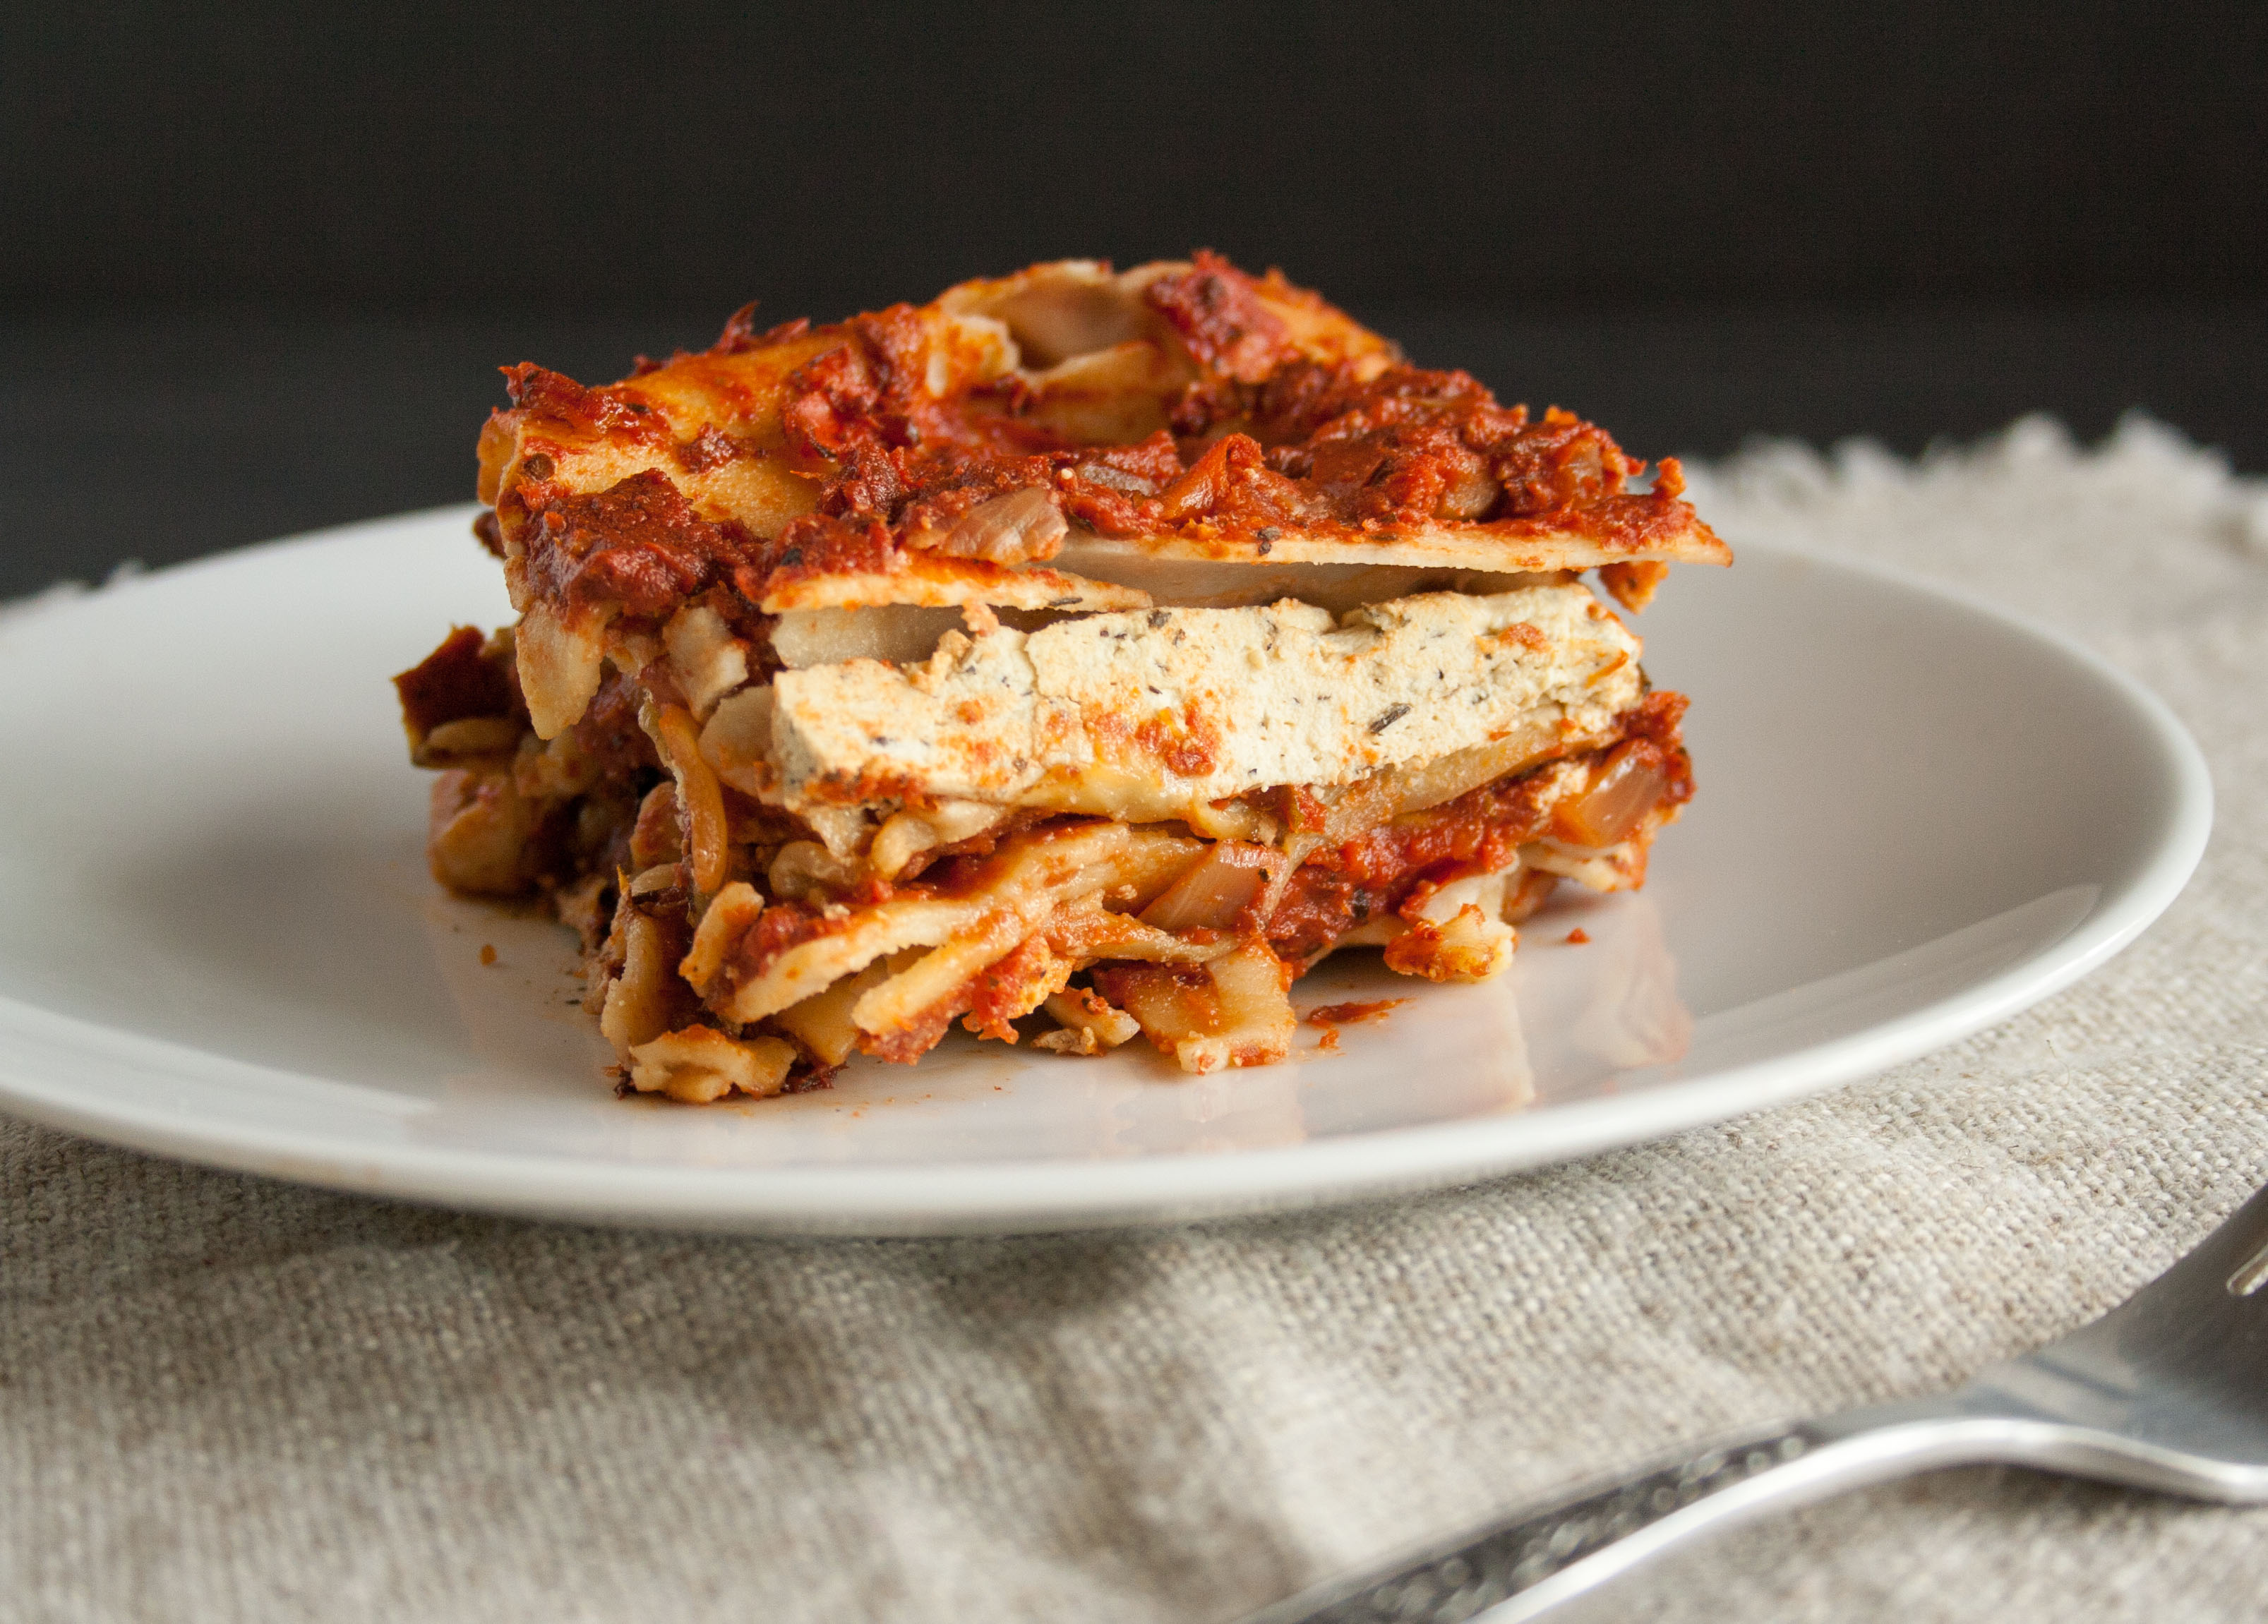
[764,583,1641,819]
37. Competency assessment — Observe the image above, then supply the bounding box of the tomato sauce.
[500,253,1709,615]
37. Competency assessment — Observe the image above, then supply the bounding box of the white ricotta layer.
[767,584,1642,818]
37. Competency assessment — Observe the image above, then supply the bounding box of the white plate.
[0,509,2210,1234]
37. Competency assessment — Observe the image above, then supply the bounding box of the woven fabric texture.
[4,418,2266,1623]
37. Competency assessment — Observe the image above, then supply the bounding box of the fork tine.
[2073,1179,2268,1325]
[2224,1232,2268,1297]
[1969,1177,2268,1471]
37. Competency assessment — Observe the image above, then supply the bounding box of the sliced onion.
[1139,841,1276,932]
[1556,742,1669,848]
[924,487,1068,564]
[1052,532,1551,613]
[1434,455,1499,519]
[767,840,863,902]
[770,606,962,669]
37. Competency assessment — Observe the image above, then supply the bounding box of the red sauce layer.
[499,253,1710,612]
[513,470,767,618]
[392,625,516,735]
[1264,690,1691,959]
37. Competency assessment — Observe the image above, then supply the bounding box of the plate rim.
[0,510,2216,1234]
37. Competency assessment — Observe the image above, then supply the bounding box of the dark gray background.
[5,1,2263,597]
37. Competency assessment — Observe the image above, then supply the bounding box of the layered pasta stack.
[393,256,1726,1100]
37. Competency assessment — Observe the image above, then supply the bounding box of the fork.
[1242,1179,2268,1623]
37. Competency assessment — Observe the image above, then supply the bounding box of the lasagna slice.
[394,254,1726,1101]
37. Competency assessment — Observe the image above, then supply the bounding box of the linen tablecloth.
[5,416,2266,1623]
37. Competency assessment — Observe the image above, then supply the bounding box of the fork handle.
[1242,1400,2010,1623]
